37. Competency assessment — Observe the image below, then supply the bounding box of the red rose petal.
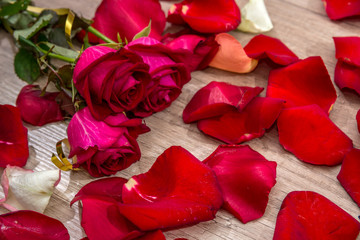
[90,0,165,42]
[337,148,360,207]
[120,146,223,231]
[322,0,360,20]
[183,81,263,123]
[244,34,299,66]
[0,105,28,168]
[71,177,143,240]
[357,110,360,133]
[273,191,360,240]
[197,97,284,144]
[204,145,277,223]
[136,230,166,240]
[267,56,337,114]
[277,105,353,166]
[16,85,64,126]
[0,210,69,240]
[168,0,241,33]
[334,61,360,95]
[333,37,360,66]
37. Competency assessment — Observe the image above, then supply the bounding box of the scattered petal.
[68,107,149,177]
[267,56,337,114]
[334,61,360,95]
[204,145,277,223]
[0,210,70,240]
[209,33,258,73]
[89,0,165,42]
[167,0,241,33]
[198,97,284,144]
[0,166,60,213]
[0,105,28,168]
[277,105,353,166]
[136,230,166,240]
[333,37,360,66]
[273,191,360,240]
[183,81,263,123]
[244,34,299,66]
[357,109,360,134]
[322,0,360,20]
[120,146,223,231]
[237,0,273,33]
[337,148,360,207]
[16,85,64,126]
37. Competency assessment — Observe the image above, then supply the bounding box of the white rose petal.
[237,0,273,33]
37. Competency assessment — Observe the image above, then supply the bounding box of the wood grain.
[0,0,359,239]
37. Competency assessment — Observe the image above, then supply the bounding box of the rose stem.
[86,26,116,44]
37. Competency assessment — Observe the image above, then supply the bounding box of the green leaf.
[6,11,34,29]
[14,48,41,83]
[49,27,68,47]
[41,42,79,59]
[0,0,30,18]
[48,64,73,89]
[13,13,53,40]
[132,20,152,41]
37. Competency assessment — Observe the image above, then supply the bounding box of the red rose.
[73,46,151,120]
[126,37,191,117]
[67,107,149,177]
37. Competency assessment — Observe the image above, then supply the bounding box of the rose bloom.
[126,37,191,117]
[67,107,149,177]
[73,46,151,120]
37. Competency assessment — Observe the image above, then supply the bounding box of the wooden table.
[1,0,360,239]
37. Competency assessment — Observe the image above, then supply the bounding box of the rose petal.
[337,148,360,207]
[209,33,258,73]
[16,85,64,126]
[89,0,165,42]
[277,105,353,166]
[357,109,360,134]
[0,166,60,213]
[266,56,337,114]
[120,146,223,231]
[136,230,166,240]
[0,105,28,168]
[273,191,360,240]
[237,0,273,33]
[0,210,69,240]
[322,0,360,20]
[167,0,241,33]
[244,34,299,66]
[204,145,277,223]
[333,37,360,66]
[183,81,263,123]
[197,97,284,144]
[165,34,220,71]
[334,61,360,95]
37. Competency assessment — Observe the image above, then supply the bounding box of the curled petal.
[120,146,223,231]
[244,34,299,66]
[198,97,284,144]
[0,105,28,168]
[0,210,69,240]
[0,166,60,213]
[183,81,263,123]
[89,0,165,42]
[237,0,273,33]
[337,148,360,207]
[277,105,353,166]
[16,85,64,126]
[334,61,360,95]
[333,37,360,67]
[322,0,360,20]
[209,33,258,73]
[204,145,277,223]
[167,0,241,33]
[267,56,337,114]
[273,191,360,240]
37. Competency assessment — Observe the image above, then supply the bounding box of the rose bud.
[67,107,150,177]
[126,37,191,117]
[73,46,151,120]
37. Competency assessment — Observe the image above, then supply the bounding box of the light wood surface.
[1,0,360,239]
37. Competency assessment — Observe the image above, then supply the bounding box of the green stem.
[38,47,76,63]
[87,26,115,44]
